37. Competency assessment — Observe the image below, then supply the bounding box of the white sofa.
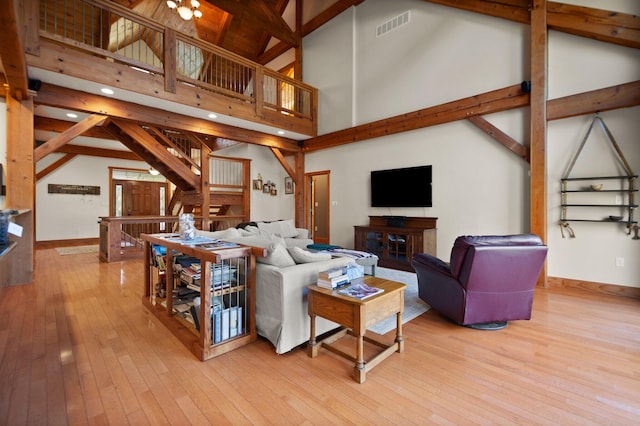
[196,220,352,354]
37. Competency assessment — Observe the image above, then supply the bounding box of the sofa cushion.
[288,246,331,264]
[257,219,298,238]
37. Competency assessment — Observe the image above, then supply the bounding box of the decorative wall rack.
[560,114,638,240]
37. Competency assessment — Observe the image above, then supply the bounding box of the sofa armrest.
[295,228,309,239]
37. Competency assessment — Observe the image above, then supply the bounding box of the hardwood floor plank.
[1,248,639,425]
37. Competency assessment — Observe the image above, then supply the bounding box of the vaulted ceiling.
[108,0,364,65]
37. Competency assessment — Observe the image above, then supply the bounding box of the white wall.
[303,0,639,288]
[35,154,148,241]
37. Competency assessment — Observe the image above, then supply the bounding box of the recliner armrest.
[412,253,452,277]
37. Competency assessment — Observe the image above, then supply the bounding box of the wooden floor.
[1,248,639,425]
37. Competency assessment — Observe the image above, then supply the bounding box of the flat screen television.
[371,165,432,207]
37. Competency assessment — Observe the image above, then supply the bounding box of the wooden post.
[530,0,548,287]
[164,28,176,94]
[200,144,211,231]
[5,91,35,285]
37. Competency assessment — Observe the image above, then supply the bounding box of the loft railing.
[38,0,316,126]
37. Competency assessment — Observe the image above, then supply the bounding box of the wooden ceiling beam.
[35,116,115,139]
[34,83,301,152]
[0,0,29,100]
[36,154,77,181]
[302,84,529,152]
[206,0,298,46]
[254,0,291,61]
[547,80,640,121]
[547,2,640,49]
[423,0,640,49]
[269,147,295,179]
[257,41,293,66]
[467,115,529,162]
[301,0,365,35]
[34,114,109,162]
[55,144,140,161]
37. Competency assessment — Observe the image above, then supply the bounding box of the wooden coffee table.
[307,276,406,383]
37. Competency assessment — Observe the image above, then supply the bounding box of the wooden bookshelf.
[141,233,261,360]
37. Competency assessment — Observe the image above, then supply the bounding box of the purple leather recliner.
[411,234,548,329]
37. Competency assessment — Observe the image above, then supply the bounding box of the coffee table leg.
[354,333,365,383]
[395,311,405,353]
[308,314,319,357]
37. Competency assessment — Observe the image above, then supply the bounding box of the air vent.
[376,11,410,38]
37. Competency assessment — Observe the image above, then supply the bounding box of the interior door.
[305,171,330,245]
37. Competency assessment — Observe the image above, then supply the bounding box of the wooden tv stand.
[354,216,437,272]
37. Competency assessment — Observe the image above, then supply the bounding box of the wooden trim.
[294,151,304,228]
[35,238,100,248]
[547,276,640,299]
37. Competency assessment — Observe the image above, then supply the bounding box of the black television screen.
[371,165,432,207]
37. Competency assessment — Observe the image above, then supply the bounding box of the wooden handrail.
[38,0,317,131]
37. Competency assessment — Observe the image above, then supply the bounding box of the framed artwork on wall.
[284,177,293,194]
[253,179,263,190]
[263,183,271,194]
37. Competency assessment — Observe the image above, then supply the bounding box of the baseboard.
[547,276,640,299]
[36,238,100,249]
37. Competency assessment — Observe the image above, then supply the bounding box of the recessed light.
[66,113,78,118]
[208,113,218,119]
[101,88,114,95]
[277,130,285,135]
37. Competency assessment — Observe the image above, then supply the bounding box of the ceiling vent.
[376,11,410,38]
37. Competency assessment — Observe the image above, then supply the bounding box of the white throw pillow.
[258,243,296,267]
[288,247,331,264]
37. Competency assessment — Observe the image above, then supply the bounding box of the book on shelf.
[337,282,384,299]
[180,266,201,284]
[317,274,350,289]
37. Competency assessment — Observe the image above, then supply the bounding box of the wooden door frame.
[108,167,167,216]
[304,170,330,244]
